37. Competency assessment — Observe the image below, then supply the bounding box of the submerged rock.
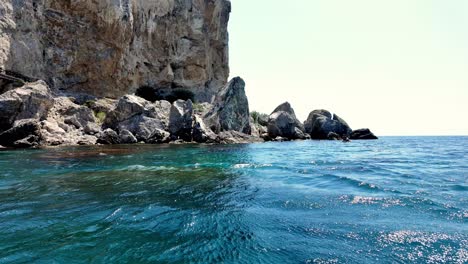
[205,77,251,134]
[350,128,378,140]
[304,110,352,139]
[267,102,306,140]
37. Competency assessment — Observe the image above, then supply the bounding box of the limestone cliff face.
[0,0,231,101]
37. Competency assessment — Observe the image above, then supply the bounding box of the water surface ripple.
[0,137,467,263]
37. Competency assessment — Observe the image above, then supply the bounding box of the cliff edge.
[0,0,231,101]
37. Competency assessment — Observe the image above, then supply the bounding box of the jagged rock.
[117,115,166,142]
[350,129,378,140]
[104,95,148,126]
[217,131,264,144]
[205,77,251,134]
[76,135,98,146]
[0,0,231,101]
[169,100,193,141]
[0,81,53,132]
[193,102,212,116]
[267,102,306,140]
[273,136,288,142]
[85,98,117,115]
[147,129,171,144]
[257,115,269,127]
[104,95,171,141]
[327,132,341,140]
[102,95,172,142]
[0,119,42,148]
[119,129,138,144]
[50,97,96,128]
[84,123,101,135]
[304,110,352,139]
[192,115,217,143]
[97,129,120,145]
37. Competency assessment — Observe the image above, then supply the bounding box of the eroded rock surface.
[350,128,378,140]
[267,102,307,140]
[205,77,251,134]
[169,100,194,141]
[0,0,231,101]
[304,110,352,139]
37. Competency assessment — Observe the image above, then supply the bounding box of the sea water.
[0,137,466,263]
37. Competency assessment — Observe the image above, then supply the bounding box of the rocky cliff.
[0,0,230,101]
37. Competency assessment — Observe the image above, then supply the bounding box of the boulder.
[147,129,171,144]
[0,119,42,148]
[204,77,251,134]
[0,81,54,132]
[84,123,101,135]
[350,129,378,140]
[104,95,148,126]
[267,102,306,139]
[145,100,172,128]
[50,97,97,126]
[327,132,341,140]
[192,115,217,143]
[304,110,352,139]
[97,129,121,145]
[169,100,194,141]
[103,95,172,142]
[117,115,166,142]
[119,129,138,144]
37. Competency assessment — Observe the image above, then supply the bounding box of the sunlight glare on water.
[0,137,466,263]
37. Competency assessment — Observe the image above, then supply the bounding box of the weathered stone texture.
[0,0,231,101]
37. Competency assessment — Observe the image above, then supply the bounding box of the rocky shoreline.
[0,76,377,149]
[0,0,377,148]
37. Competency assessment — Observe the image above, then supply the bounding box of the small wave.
[232,163,272,169]
[342,195,405,207]
[378,230,468,263]
[118,165,177,171]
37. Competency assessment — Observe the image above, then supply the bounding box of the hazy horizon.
[228,0,468,136]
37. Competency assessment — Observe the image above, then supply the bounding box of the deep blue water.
[0,137,466,263]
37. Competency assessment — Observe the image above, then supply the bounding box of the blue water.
[0,137,466,263]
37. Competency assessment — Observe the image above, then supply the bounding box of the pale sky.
[228,0,468,136]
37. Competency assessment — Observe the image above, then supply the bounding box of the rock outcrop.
[169,100,194,141]
[192,115,217,143]
[0,119,42,148]
[304,110,352,139]
[104,95,172,142]
[350,129,378,140]
[267,102,307,140]
[0,0,231,101]
[0,2,378,148]
[204,77,251,134]
[0,81,53,132]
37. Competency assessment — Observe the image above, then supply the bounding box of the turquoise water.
[0,137,466,263]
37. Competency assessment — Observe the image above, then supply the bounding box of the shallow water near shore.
[0,137,466,263]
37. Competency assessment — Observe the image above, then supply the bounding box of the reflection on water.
[0,137,467,263]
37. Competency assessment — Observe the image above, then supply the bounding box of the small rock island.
[0,0,376,148]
